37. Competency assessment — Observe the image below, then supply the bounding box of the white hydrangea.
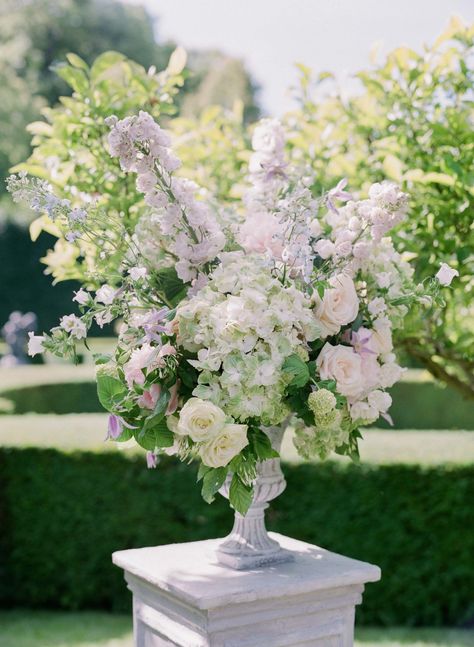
[176,252,319,425]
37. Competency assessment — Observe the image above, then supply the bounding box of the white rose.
[200,424,249,468]
[316,343,364,398]
[435,263,459,287]
[314,274,359,337]
[177,397,226,442]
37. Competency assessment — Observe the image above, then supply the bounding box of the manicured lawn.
[1,412,473,465]
[0,611,472,646]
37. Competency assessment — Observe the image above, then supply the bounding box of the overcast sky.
[125,0,474,115]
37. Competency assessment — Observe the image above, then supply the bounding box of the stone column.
[113,533,381,646]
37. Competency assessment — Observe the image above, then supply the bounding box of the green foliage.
[282,354,311,388]
[1,0,173,107]
[14,48,185,285]
[96,376,126,412]
[200,466,228,504]
[1,447,473,626]
[288,17,474,397]
[228,473,253,515]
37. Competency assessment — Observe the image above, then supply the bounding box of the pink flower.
[138,383,161,410]
[166,381,180,415]
[238,212,284,260]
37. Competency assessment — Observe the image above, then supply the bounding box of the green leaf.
[197,463,212,483]
[66,53,89,71]
[229,474,253,515]
[90,51,126,82]
[201,467,228,504]
[135,419,173,450]
[54,64,89,95]
[154,267,187,306]
[250,429,279,461]
[167,46,187,75]
[96,375,126,412]
[282,354,310,388]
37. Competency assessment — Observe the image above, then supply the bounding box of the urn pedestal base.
[113,533,381,647]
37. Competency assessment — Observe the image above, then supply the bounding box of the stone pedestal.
[113,533,381,647]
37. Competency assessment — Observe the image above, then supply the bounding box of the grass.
[0,611,472,646]
[1,413,473,465]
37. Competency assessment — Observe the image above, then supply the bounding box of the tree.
[287,17,474,397]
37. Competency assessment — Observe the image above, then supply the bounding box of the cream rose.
[200,424,249,468]
[177,398,226,442]
[314,274,359,338]
[316,343,364,398]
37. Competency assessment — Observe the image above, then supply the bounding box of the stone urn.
[216,425,294,569]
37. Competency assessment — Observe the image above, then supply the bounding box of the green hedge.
[2,378,473,430]
[0,448,473,626]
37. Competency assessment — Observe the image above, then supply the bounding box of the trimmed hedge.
[2,379,473,429]
[0,448,473,626]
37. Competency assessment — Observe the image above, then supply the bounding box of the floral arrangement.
[7,114,455,514]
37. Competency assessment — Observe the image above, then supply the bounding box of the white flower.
[27,332,45,357]
[96,285,116,305]
[435,263,459,286]
[350,401,378,423]
[314,238,335,259]
[375,272,392,289]
[316,343,364,398]
[73,288,90,306]
[177,397,226,442]
[238,211,284,259]
[314,274,359,337]
[371,318,393,355]
[200,424,249,468]
[129,266,148,281]
[251,118,285,156]
[95,311,114,328]
[309,219,323,238]
[368,297,386,316]
[368,389,392,413]
[60,314,87,339]
[379,362,404,388]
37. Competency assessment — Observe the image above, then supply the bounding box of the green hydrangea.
[308,389,337,418]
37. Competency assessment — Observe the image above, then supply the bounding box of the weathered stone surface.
[113,533,380,646]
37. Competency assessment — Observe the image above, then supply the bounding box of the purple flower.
[106,414,123,440]
[327,178,353,213]
[351,328,377,357]
[146,451,158,469]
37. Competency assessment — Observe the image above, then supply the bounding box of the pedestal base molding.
[113,533,381,647]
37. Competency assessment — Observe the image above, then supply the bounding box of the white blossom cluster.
[176,252,319,425]
[106,111,225,282]
[9,112,454,474]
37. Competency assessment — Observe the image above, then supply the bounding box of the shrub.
[2,377,472,429]
[0,447,473,626]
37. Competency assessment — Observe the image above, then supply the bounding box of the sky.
[125,0,474,115]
